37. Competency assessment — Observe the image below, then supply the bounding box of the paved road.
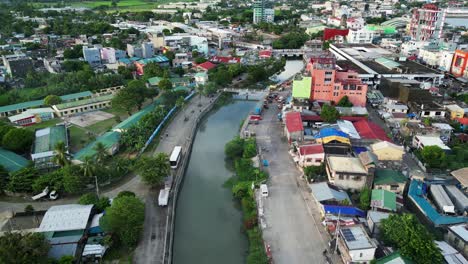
[133,95,213,264]
[252,95,330,264]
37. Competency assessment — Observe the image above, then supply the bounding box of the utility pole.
[95,175,100,198]
[334,210,341,254]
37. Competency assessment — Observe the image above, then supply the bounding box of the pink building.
[307,56,368,107]
[408,4,444,41]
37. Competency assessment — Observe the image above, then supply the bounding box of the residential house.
[194,72,208,86]
[373,169,407,194]
[297,144,325,167]
[31,125,69,169]
[325,156,371,191]
[375,252,414,264]
[445,104,465,120]
[456,118,468,131]
[412,135,450,151]
[451,168,468,190]
[445,224,468,259]
[37,204,94,260]
[196,61,216,72]
[370,141,404,161]
[8,108,55,127]
[337,224,377,264]
[82,46,101,65]
[284,112,304,143]
[384,104,408,114]
[367,211,391,237]
[309,182,351,216]
[134,56,170,75]
[435,241,468,264]
[371,189,397,212]
[2,54,34,78]
[354,120,392,142]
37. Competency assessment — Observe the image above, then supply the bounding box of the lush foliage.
[303,164,325,182]
[7,166,40,193]
[380,214,443,264]
[2,128,34,153]
[272,31,309,49]
[44,95,62,106]
[337,96,353,107]
[135,153,170,187]
[100,195,145,248]
[359,186,371,210]
[0,232,50,264]
[78,193,111,212]
[420,146,446,169]
[320,104,340,123]
[111,80,150,114]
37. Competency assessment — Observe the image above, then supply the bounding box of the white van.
[260,184,269,197]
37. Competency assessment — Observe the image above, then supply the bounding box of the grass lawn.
[69,125,93,153]
[87,118,117,135]
[34,0,194,12]
[24,118,63,131]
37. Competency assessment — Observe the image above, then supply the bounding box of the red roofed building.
[353,120,391,142]
[297,144,325,167]
[196,61,216,72]
[210,56,241,64]
[259,50,272,59]
[285,112,304,143]
[456,117,468,131]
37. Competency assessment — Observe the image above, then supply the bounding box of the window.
[390,185,399,190]
[325,71,333,75]
[353,176,361,181]
[324,78,332,82]
[357,86,362,90]
[339,175,344,180]
[306,158,312,162]
[334,86,339,90]
[435,111,441,116]
[333,92,339,96]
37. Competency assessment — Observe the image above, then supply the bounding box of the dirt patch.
[67,111,114,127]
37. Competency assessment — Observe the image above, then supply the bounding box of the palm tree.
[52,141,70,167]
[93,142,108,165]
[81,156,96,179]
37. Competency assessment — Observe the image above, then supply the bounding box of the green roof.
[74,131,120,161]
[375,252,414,264]
[366,24,397,34]
[194,72,207,78]
[147,77,163,86]
[113,101,158,131]
[33,125,67,154]
[59,91,92,101]
[0,147,29,172]
[374,169,407,185]
[292,77,312,99]
[54,94,113,110]
[0,91,93,114]
[375,57,400,69]
[371,189,397,211]
[137,56,169,65]
[0,100,44,113]
[174,86,190,92]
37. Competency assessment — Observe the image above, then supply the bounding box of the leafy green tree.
[194,57,207,64]
[78,193,110,212]
[118,65,134,80]
[359,186,371,210]
[0,125,14,142]
[52,141,70,167]
[143,62,164,80]
[173,67,185,77]
[0,165,9,192]
[203,82,217,95]
[100,195,145,247]
[32,169,64,193]
[44,95,62,106]
[304,164,325,182]
[111,80,147,114]
[2,128,34,153]
[243,139,257,158]
[423,118,432,126]
[0,232,50,264]
[247,66,267,83]
[380,214,443,264]
[58,255,74,264]
[320,104,340,123]
[225,137,245,160]
[116,191,136,199]
[63,45,83,59]
[62,165,86,194]
[337,96,353,107]
[176,96,185,109]
[135,154,170,187]
[158,78,173,91]
[7,166,39,193]
[421,146,446,168]
[93,142,108,165]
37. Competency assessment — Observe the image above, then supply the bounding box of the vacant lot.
[69,125,93,153]
[87,118,117,135]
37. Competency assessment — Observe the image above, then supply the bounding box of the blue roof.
[118,58,131,64]
[323,205,366,217]
[353,146,368,154]
[314,128,349,139]
[409,180,468,226]
[137,56,169,65]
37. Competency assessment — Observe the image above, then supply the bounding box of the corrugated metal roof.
[73,131,120,161]
[38,204,93,232]
[374,169,407,185]
[60,91,92,101]
[371,189,397,211]
[285,112,303,133]
[292,77,312,99]
[309,182,350,202]
[54,94,113,110]
[33,125,67,154]
[0,147,29,172]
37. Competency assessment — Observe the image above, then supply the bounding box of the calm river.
[172,60,303,264]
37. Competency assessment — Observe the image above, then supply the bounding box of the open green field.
[69,125,93,153]
[87,118,117,135]
[24,118,62,131]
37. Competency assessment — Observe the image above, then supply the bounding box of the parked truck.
[32,186,49,201]
[158,189,170,206]
[430,184,455,214]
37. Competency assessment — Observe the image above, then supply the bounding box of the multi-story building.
[326,155,373,191]
[163,35,209,55]
[451,49,468,78]
[127,44,143,58]
[306,55,368,106]
[100,48,126,64]
[141,42,154,59]
[82,46,101,65]
[346,27,378,44]
[408,4,445,41]
[253,0,275,24]
[2,54,34,78]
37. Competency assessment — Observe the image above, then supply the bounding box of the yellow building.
[445,104,465,120]
[370,141,405,161]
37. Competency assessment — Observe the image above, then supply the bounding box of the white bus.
[169,146,182,169]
